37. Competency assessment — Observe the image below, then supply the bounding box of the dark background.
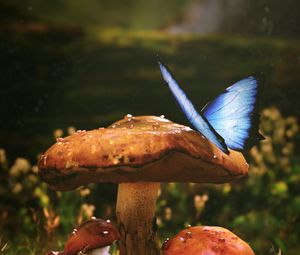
[0,0,299,161]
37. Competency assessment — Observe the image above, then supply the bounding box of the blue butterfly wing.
[159,62,229,153]
[202,76,261,151]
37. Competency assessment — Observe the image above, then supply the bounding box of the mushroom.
[162,226,255,255]
[39,115,249,255]
[47,217,120,255]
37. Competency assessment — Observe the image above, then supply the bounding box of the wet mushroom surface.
[39,115,250,255]
[39,115,248,189]
[47,217,120,255]
[162,226,255,255]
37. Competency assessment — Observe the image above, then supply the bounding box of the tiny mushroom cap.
[47,218,120,255]
[64,218,120,254]
[39,115,248,190]
[162,226,255,255]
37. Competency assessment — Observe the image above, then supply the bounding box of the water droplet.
[113,159,119,165]
[179,236,186,243]
[185,231,192,239]
[48,252,60,255]
[98,127,105,130]
[91,145,97,154]
[65,160,74,169]
[72,228,77,235]
[106,219,111,223]
[218,238,226,242]
[152,123,160,130]
[76,130,86,134]
[111,125,116,128]
[43,155,47,165]
[160,115,165,119]
[187,224,191,228]
[88,135,93,138]
[162,238,170,250]
[124,114,133,121]
[91,216,96,220]
[201,135,205,139]
[101,231,109,236]
[213,155,217,159]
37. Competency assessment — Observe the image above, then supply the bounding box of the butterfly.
[159,61,264,154]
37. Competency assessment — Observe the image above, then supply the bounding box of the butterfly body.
[159,62,263,154]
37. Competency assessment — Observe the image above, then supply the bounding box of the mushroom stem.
[116,182,161,255]
[87,246,110,255]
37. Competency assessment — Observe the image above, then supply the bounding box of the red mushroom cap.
[62,218,120,255]
[162,226,255,255]
[46,218,120,255]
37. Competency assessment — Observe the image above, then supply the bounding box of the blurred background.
[0,0,299,254]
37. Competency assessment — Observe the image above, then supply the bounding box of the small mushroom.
[47,218,120,255]
[39,115,249,255]
[162,226,255,255]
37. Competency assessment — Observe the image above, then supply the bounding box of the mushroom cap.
[162,226,255,255]
[63,218,120,255]
[39,115,248,190]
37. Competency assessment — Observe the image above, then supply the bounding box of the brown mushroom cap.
[63,218,120,255]
[39,115,248,190]
[162,226,255,255]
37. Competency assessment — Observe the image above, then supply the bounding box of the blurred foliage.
[0,128,114,254]
[1,0,300,38]
[1,28,299,162]
[0,106,299,255]
[1,1,300,162]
